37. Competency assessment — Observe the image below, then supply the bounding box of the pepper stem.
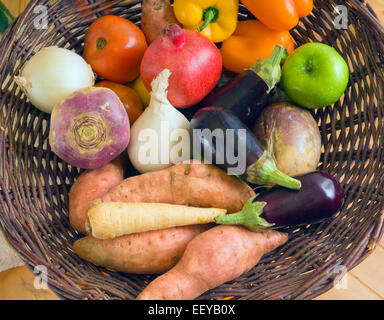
[248,45,288,93]
[198,7,219,32]
[215,196,274,232]
[246,151,302,190]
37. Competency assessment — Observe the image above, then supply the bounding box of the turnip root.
[253,102,321,177]
[136,226,288,300]
[49,87,130,169]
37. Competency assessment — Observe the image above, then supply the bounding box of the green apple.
[281,42,349,109]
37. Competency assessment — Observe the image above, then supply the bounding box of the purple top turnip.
[49,87,130,169]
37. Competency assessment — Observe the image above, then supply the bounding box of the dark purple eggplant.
[190,106,301,190]
[180,69,237,121]
[197,45,287,127]
[215,171,344,231]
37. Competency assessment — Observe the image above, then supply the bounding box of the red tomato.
[84,15,148,83]
[95,81,144,125]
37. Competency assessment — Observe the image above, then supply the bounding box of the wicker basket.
[0,0,383,300]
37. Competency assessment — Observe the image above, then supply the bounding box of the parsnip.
[86,202,226,239]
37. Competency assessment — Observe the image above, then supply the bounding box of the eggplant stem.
[248,45,287,93]
[246,151,302,190]
[215,196,273,232]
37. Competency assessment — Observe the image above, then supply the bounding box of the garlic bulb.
[128,69,191,173]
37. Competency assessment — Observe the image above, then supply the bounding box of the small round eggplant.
[215,171,344,230]
[253,102,322,177]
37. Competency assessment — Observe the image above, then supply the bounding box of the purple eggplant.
[215,171,344,231]
[197,45,287,127]
[190,106,301,190]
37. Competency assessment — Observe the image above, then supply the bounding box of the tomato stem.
[96,37,107,50]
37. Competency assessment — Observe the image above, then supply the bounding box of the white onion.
[128,69,191,173]
[14,46,95,114]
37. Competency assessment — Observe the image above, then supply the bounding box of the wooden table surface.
[1,0,384,301]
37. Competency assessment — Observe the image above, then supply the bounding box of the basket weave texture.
[0,0,384,300]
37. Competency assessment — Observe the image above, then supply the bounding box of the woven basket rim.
[0,0,384,300]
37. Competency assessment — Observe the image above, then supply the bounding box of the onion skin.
[49,87,130,169]
[15,46,95,114]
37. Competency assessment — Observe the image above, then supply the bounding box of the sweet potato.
[73,224,210,274]
[91,161,255,214]
[69,156,124,234]
[141,0,180,44]
[75,162,254,274]
[136,226,288,300]
[86,202,226,239]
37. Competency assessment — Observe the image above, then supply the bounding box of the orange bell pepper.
[221,20,295,74]
[240,0,313,31]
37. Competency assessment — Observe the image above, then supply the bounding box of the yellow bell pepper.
[173,0,239,43]
[130,76,150,108]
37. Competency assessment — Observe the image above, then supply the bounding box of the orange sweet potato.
[137,226,288,300]
[73,224,211,274]
[91,161,255,214]
[69,157,124,234]
[75,162,255,275]
[141,0,180,44]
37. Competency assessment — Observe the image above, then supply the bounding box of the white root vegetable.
[14,46,95,114]
[127,69,191,173]
[86,202,226,239]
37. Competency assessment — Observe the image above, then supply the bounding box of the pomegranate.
[140,24,222,108]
